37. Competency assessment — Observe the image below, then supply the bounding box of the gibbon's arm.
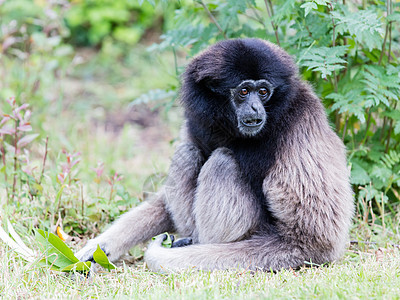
[76,196,173,262]
[263,95,354,262]
[76,130,203,263]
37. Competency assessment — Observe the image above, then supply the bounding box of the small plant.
[0,222,115,273]
[0,97,39,203]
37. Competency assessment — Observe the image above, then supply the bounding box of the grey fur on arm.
[76,197,173,262]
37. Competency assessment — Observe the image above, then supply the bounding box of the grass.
[1,44,400,299]
[1,246,400,299]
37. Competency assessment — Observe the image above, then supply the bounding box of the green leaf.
[386,12,400,23]
[361,65,400,108]
[350,162,370,185]
[161,233,173,248]
[300,46,348,79]
[152,232,173,248]
[61,261,91,272]
[300,2,317,17]
[35,229,78,269]
[327,90,366,123]
[395,122,400,136]
[93,245,116,271]
[331,9,384,51]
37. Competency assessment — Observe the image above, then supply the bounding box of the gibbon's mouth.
[241,118,264,127]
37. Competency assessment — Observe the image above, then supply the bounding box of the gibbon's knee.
[193,148,260,244]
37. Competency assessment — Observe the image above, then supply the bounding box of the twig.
[39,136,49,185]
[197,0,227,39]
[263,0,280,46]
[248,7,265,26]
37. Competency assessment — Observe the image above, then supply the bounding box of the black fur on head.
[180,39,300,152]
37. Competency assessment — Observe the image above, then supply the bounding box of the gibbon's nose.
[251,103,259,113]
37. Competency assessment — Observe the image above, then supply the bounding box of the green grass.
[1,247,400,299]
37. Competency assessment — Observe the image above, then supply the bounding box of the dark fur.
[77,39,354,271]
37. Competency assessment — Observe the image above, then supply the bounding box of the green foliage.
[331,8,384,51]
[0,0,73,107]
[65,0,174,46]
[299,46,348,79]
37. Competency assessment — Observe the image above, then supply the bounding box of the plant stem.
[81,184,84,219]
[248,7,265,27]
[380,117,388,141]
[198,0,227,39]
[0,138,8,200]
[11,119,18,203]
[378,24,389,66]
[328,2,341,132]
[342,115,349,141]
[109,186,114,202]
[263,0,280,46]
[381,0,393,150]
[362,108,372,145]
[39,136,49,185]
[385,102,397,153]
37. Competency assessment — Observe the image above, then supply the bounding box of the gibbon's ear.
[188,54,225,94]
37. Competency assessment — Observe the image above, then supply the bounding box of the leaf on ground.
[35,229,78,269]
[0,222,35,262]
[93,245,116,271]
[61,261,92,272]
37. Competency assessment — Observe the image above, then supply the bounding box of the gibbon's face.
[182,38,297,139]
[231,79,274,137]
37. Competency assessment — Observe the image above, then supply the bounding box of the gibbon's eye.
[259,88,268,96]
[239,88,249,97]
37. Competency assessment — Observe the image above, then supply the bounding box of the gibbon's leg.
[145,233,306,272]
[76,197,173,262]
[193,147,260,243]
[163,142,205,238]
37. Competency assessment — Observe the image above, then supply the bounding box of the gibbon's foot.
[76,240,110,263]
[160,234,193,248]
[171,236,193,248]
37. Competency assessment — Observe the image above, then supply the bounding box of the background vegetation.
[1,0,400,298]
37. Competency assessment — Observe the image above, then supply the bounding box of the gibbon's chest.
[229,141,276,224]
[230,140,276,194]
